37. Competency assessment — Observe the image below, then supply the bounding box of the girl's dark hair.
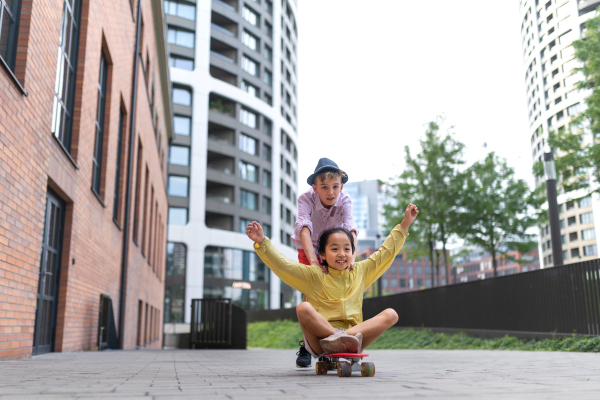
[317,227,355,267]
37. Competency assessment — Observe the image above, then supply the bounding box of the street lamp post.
[543,152,564,267]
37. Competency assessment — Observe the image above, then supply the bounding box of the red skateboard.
[315,353,375,377]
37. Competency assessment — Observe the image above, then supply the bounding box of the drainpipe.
[119,0,142,349]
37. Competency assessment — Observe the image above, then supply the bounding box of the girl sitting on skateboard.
[246,203,418,358]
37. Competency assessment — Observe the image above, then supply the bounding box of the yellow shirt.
[254,224,408,330]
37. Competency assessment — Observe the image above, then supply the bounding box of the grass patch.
[248,320,600,352]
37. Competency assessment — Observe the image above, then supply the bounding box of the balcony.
[213,0,238,12]
[210,38,237,64]
[211,11,238,37]
[207,151,234,176]
[209,94,236,119]
[205,212,234,231]
[208,122,235,146]
[210,65,237,86]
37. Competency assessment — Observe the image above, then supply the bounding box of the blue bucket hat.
[306,158,348,185]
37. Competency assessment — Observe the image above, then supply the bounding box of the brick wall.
[0,0,170,359]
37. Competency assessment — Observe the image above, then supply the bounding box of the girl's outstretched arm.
[359,204,419,287]
[247,221,318,296]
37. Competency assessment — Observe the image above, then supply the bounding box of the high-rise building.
[519,0,600,267]
[163,0,300,324]
[344,180,391,252]
[0,0,172,359]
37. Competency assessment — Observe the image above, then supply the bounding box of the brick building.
[454,250,540,283]
[0,0,172,359]
[358,248,447,296]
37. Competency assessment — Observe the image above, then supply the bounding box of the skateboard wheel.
[316,361,328,375]
[337,361,352,377]
[361,362,375,377]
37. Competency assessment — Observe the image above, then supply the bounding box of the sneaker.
[296,341,311,368]
[354,332,363,353]
[319,331,360,354]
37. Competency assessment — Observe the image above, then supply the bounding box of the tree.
[384,117,465,286]
[457,153,536,277]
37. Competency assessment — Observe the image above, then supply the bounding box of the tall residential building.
[344,180,390,252]
[519,0,600,267]
[0,0,172,359]
[163,0,300,324]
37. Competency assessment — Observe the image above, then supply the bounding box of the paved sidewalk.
[0,349,599,399]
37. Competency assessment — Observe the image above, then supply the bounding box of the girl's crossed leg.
[296,302,398,355]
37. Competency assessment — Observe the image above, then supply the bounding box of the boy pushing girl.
[246,158,419,365]
[291,158,358,367]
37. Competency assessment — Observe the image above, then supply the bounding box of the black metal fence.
[190,298,246,349]
[248,259,600,338]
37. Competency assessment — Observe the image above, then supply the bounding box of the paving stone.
[0,349,599,399]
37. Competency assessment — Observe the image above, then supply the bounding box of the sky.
[296,0,533,191]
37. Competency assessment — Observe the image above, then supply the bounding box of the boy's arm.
[358,204,418,287]
[248,221,318,295]
[341,194,359,269]
[300,227,327,271]
[293,193,314,248]
[349,230,358,269]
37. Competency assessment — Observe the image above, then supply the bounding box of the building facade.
[519,0,600,267]
[358,248,445,296]
[344,180,390,253]
[163,0,300,325]
[0,0,172,359]
[453,248,540,283]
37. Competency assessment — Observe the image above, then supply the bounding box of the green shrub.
[247,321,600,352]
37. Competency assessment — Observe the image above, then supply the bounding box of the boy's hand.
[400,203,419,232]
[318,262,328,274]
[246,221,265,245]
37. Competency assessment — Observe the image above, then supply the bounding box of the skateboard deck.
[315,353,374,377]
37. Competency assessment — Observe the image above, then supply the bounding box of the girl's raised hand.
[246,221,265,245]
[400,203,419,231]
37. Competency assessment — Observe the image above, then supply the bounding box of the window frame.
[50,0,82,152]
[92,52,109,198]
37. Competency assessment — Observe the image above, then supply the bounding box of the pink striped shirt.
[291,188,358,253]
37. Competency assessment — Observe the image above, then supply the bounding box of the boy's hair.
[317,227,355,266]
[314,170,347,185]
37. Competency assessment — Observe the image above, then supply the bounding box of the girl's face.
[321,232,353,271]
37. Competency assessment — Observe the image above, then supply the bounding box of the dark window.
[568,216,577,226]
[164,242,186,323]
[132,142,143,243]
[262,196,271,215]
[51,0,82,151]
[0,0,21,72]
[113,109,126,223]
[92,53,109,196]
[262,144,272,161]
[571,247,580,258]
[566,200,575,210]
[569,231,578,241]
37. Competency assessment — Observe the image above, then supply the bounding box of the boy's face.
[320,232,353,271]
[312,177,343,209]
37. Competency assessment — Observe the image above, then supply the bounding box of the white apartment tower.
[163,0,300,324]
[519,0,600,267]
